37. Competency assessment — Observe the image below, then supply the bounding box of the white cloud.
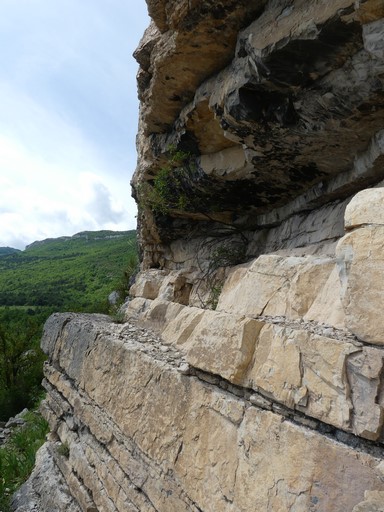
[0,0,148,249]
[0,134,137,249]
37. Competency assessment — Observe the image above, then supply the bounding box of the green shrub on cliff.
[0,408,49,512]
[138,147,194,215]
[0,310,47,421]
[0,230,138,420]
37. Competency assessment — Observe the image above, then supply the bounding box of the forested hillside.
[0,230,137,419]
[0,230,136,311]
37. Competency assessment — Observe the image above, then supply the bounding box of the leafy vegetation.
[0,230,138,510]
[0,309,48,420]
[139,147,195,214]
[0,230,138,420]
[196,239,247,310]
[0,407,49,512]
[0,248,21,257]
[0,230,137,312]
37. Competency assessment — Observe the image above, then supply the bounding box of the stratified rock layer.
[21,187,384,511]
[19,1,384,511]
[133,0,384,270]
[32,312,384,511]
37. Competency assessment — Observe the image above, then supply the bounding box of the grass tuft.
[0,407,49,512]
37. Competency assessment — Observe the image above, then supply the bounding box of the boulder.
[337,225,384,344]
[182,310,264,385]
[217,254,338,324]
[345,188,384,230]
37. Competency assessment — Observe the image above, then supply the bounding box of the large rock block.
[345,187,384,229]
[157,270,193,304]
[217,254,341,325]
[181,310,264,384]
[160,304,384,438]
[245,324,357,430]
[161,305,205,346]
[123,297,185,333]
[337,225,384,344]
[129,269,169,300]
[139,298,185,332]
[304,266,345,329]
[347,347,384,440]
[236,408,384,512]
[39,313,384,511]
[245,323,384,438]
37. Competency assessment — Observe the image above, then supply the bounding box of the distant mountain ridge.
[0,230,133,254]
[25,230,133,250]
[0,229,137,310]
[0,247,22,256]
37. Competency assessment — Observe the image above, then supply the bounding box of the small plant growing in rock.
[57,442,70,458]
[196,239,247,310]
[209,244,247,269]
[109,306,126,324]
[108,239,139,323]
[139,146,195,215]
[0,406,49,512]
[207,282,224,310]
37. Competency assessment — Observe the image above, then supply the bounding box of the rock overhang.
[133,0,384,258]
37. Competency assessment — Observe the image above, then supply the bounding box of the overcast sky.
[0,0,149,249]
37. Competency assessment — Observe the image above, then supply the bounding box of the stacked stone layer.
[17,0,384,510]
[17,187,384,511]
[28,306,384,511]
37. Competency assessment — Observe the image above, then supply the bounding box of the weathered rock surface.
[11,443,81,512]
[345,188,384,229]
[337,189,384,344]
[23,183,384,510]
[18,0,384,510]
[24,313,384,511]
[216,254,339,321]
[133,0,384,269]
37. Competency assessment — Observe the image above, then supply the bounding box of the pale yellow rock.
[236,407,384,512]
[304,265,346,329]
[198,146,254,180]
[347,347,384,440]
[174,385,241,508]
[279,257,335,319]
[245,324,359,431]
[41,313,384,512]
[140,298,185,332]
[366,491,384,502]
[245,324,303,408]
[129,269,169,299]
[183,310,264,385]
[123,297,151,323]
[157,271,192,304]
[345,188,384,229]
[161,305,205,346]
[217,255,294,317]
[353,489,384,512]
[336,225,384,344]
[217,254,336,321]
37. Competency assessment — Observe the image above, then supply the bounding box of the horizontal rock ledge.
[37,312,384,512]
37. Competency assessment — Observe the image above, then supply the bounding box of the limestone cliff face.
[133,0,384,270]
[16,1,384,511]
